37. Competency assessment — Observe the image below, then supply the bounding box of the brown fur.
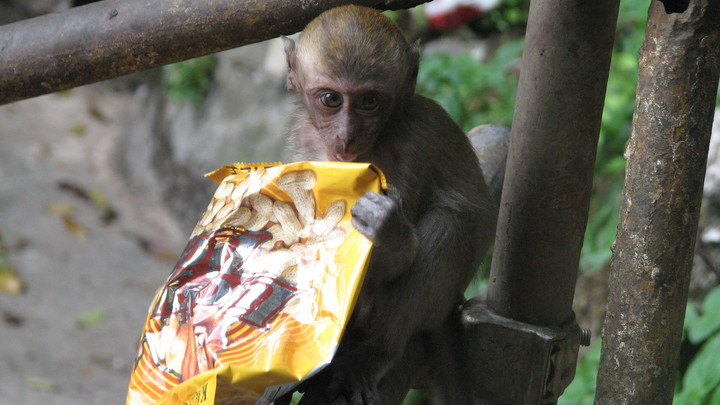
[281,6,496,405]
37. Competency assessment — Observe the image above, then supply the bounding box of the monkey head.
[283,5,419,162]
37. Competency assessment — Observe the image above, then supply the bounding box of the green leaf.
[76,307,106,328]
[599,156,627,175]
[687,286,720,344]
[708,385,720,405]
[677,333,720,401]
[417,41,520,132]
[558,341,602,405]
[684,303,700,336]
[68,122,87,137]
[163,55,218,105]
[25,376,59,392]
[402,389,430,405]
[0,233,24,295]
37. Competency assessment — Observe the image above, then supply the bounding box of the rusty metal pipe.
[486,0,620,327]
[595,1,720,403]
[468,3,619,402]
[0,0,425,105]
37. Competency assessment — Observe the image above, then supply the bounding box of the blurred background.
[0,0,719,404]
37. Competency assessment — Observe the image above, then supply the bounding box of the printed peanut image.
[189,167,351,320]
[193,169,347,253]
[127,162,383,405]
[133,169,350,393]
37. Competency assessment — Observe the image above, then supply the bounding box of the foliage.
[417,39,523,132]
[578,0,648,272]
[472,0,531,33]
[412,1,529,124]
[557,342,602,405]
[557,285,720,405]
[417,0,646,273]
[402,389,430,405]
[675,286,720,404]
[162,55,218,105]
[383,8,428,31]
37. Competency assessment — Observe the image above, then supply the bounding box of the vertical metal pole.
[486,0,620,327]
[595,1,720,404]
[467,4,618,402]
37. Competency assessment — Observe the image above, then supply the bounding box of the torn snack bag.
[126,161,387,405]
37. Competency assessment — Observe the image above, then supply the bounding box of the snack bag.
[127,161,387,405]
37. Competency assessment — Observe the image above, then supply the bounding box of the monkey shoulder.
[389,95,491,217]
[402,95,483,169]
[399,95,476,159]
[402,95,458,128]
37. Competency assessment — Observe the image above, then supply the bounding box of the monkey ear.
[404,40,421,97]
[281,36,298,91]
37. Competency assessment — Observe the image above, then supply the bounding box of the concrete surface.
[0,85,191,404]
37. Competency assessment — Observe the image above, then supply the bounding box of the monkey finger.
[272,396,292,405]
[297,389,347,405]
[358,192,396,218]
[350,391,363,405]
[358,191,392,208]
[350,198,382,222]
[362,388,381,405]
[350,216,376,242]
[351,201,388,240]
[347,376,380,405]
[323,362,380,405]
[324,369,347,403]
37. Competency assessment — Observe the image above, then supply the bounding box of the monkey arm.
[377,203,490,340]
[320,201,492,404]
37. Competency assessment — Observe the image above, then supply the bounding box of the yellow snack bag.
[126,161,387,405]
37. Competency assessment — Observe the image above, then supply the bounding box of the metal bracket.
[462,297,585,404]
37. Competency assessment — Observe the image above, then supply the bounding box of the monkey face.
[300,75,395,162]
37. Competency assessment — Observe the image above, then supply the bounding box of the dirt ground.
[0,84,190,404]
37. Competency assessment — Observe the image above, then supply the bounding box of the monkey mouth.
[329,153,359,162]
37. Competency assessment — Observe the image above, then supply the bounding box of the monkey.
[278,5,497,404]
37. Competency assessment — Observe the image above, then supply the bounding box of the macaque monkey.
[280,5,496,404]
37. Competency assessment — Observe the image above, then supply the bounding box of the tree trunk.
[595,1,720,403]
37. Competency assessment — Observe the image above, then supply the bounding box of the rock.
[116,40,296,231]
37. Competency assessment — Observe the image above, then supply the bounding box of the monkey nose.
[333,137,350,153]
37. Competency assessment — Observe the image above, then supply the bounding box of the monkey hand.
[351,192,418,280]
[294,356,383,405]
[350,192,399,243]
[323,349,391,405]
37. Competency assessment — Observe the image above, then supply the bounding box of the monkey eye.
[359,94,380,112]
[320,92,343,108]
